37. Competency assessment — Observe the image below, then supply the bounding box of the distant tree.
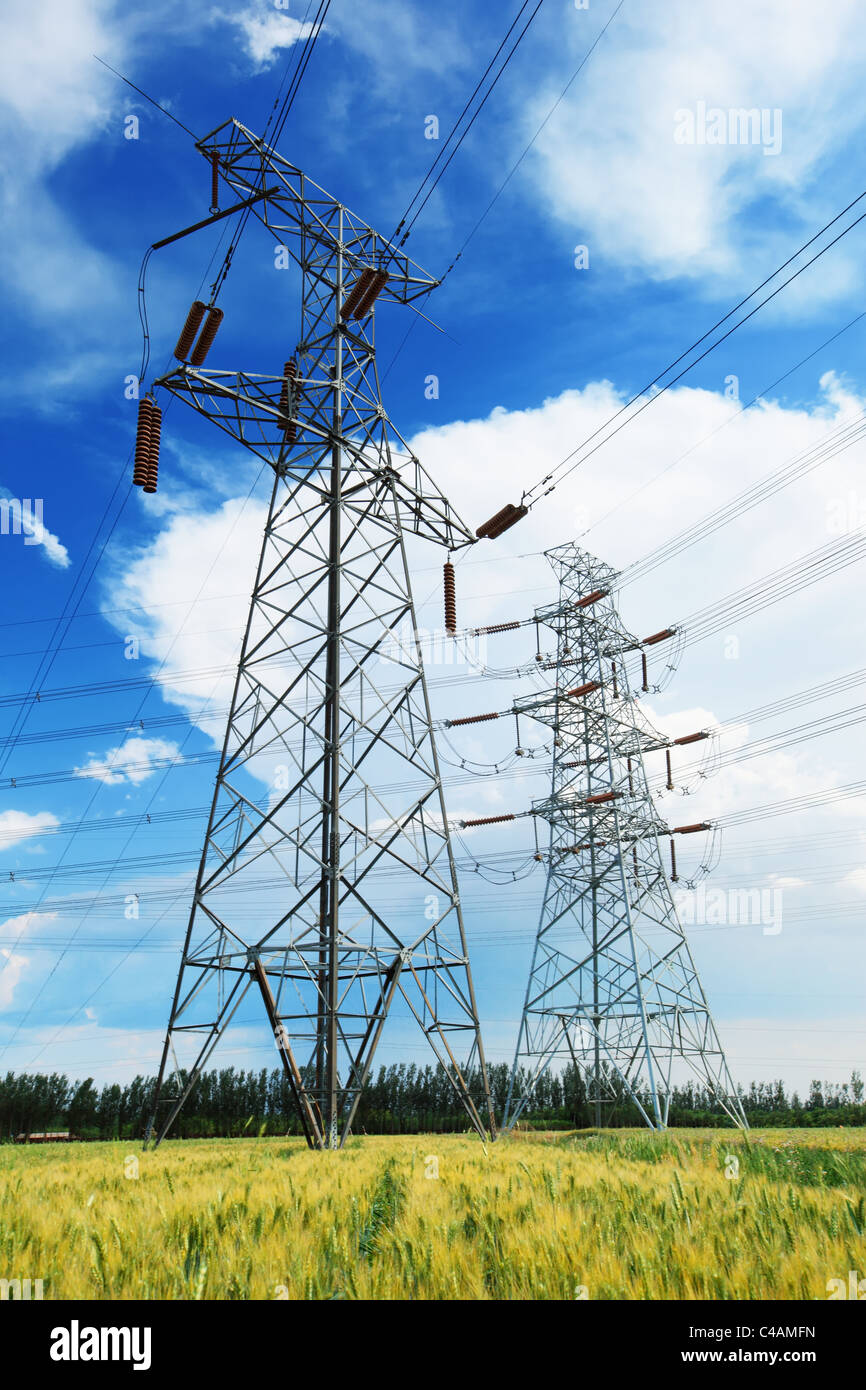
[807,1080,824,1111]
[68,1078,99,1135]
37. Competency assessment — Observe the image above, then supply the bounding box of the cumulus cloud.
[75,736,181,785]
[0,948,30,1009]
[104,494,268,720]
[408,371,866,622]
[0,912,59,1007]
[522,0,866,287]
[0,0,125,314]
[231,8,317,70]
[103,370,866,831]
[0,810,60,847]
[0,910,58,942]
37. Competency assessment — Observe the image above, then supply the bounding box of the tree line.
[1,1064,863,1141]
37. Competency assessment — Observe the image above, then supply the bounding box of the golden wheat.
[0,1129,863,1300]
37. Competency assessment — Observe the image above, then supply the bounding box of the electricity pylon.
[503,542,746,1131]
[145,119,495,1149]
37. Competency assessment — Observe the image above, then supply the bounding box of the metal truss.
[502,542,747,1132]
[145,122,495,1149]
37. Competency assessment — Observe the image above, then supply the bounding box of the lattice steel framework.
[145,120,495,1149]
[502,542,746,1131]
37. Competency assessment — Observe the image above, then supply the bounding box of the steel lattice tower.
[502,542,746,1131]
[145,119,495,1149]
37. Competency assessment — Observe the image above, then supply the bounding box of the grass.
[0,1128,864,1300]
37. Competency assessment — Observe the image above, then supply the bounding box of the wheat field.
[1,1128,864,1300]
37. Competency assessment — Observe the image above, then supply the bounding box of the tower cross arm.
[385,458,477,550]
[199,119,440,306]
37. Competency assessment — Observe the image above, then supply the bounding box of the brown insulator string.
[281,358,298,443]
[173,301,207,361]
[443,561,457,634]
[475,503,528,540]
[142,402,162,494]
[189,306,224,366]
[132,396,153,487]
[340,269,376,320]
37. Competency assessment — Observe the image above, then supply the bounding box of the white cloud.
[0,1,118,156]
[408,372,866,612]
[843,867,866,895]
[0,912,59,1007]
[75,736,181,785]
[639,706,836,827]
[105,371,866,831]
[0,948,29,1009]
[231,8,317,70]
[328,0,469,79]
[646,704,722,744]
[401,370,866,848]
[0,911,58,942]
[523,0,866,286]
[0,1,124,313]
[0,810,59,847]
[33,527,71,570]
[104,494,268,720]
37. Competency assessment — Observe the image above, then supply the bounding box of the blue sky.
[1,0,866,1097]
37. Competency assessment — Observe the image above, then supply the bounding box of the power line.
[443,0,626,273]
[5,658,864,827]
[8,842,862,933]
[260,0,319,140]
[269,0,331,146]
[657,700,866,787]
[0,483,132,783]
[0,458,270,1056]
[6,701,866,897]
[679,529,866,646]
[727,666,866,729]
[390,1,546,252]
[209,0,332,305]
[4,895,865,963]
[5,536,866,785]
[717,777,866,828]
[620,410,866,589]
[92,56,197,138]
[0,656,525,721]
[381,0,624,383]
[521,189,866,507]
[588,308,866,544]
